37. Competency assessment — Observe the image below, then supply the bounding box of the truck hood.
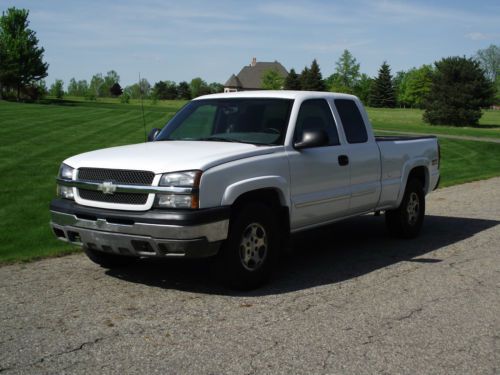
[64,141,279,174]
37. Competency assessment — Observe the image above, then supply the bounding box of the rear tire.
[216,202,278,290]
[386,179,425,239]
[84,247,137,268]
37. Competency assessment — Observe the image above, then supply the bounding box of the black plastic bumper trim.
[50,199,230,226]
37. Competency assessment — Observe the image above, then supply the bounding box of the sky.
[1,0,499,87]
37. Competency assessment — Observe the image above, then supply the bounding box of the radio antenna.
[139,72,147,142]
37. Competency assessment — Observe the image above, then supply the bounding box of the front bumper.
[50,199,230,258]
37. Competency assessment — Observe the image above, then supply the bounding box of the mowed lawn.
[1,99,499,263]
[368,107,500,139]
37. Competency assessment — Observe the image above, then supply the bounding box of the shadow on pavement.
[105,214,499,296]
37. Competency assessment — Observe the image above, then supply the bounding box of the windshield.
[156,98,294,145]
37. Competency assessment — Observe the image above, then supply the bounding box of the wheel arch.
[397,161,430,206]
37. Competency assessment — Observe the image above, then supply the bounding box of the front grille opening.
[76,214,97,221]
[53,228,66,238]
[78,168,154,185]
[101,245,113,253]
[79,189,148,205]
[131,240,155,253]
[106,218,134,225]
[67,231,81,243]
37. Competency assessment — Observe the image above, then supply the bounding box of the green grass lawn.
[367,107,500,139]
[1,99,499,263]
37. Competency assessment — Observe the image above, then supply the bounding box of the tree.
[67,78,78,96]
[475,44,499,82]
[126,78,151,99]
[177,81,191,100]
[209,82,224,94]
[190,77,210,98]
[334,49,360,90]
[152,80,177,100]
[102,70,120,97]
[109,82,123,97]
[89,73,104,98]
[476,44,500,104]
[370,61,396,108]
[284,68,301,90]
[0,7,48,100]
[300,59,325,91]
[398,65,433,108]
[49,79,64,99]
[353,73,373,106]
[423,56,494,126]
[261,68,285,90]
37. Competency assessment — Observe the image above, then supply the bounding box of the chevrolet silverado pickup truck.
[50,91,440,289]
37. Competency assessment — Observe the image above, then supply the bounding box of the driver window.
[294,99,340,146]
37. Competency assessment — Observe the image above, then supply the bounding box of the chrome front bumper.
[50,201,229,258]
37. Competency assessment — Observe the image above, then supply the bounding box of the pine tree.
[334,49,360,89]
[423,56,494,126]
[284,68,301,90]
[370,62,395,108]
[0,7,48,100]
[300,59,325,91]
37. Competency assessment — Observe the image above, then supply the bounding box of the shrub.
[423,56,495,126]
[120,92,130,104]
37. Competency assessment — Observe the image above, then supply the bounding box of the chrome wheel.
[407,192,420,225]
[239,223,268,271]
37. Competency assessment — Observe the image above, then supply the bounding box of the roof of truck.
[194,90,359,101]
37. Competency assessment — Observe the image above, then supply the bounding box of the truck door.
[333,99,381,214]
[287,99,351,230]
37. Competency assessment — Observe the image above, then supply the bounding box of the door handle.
[338,155,349,166]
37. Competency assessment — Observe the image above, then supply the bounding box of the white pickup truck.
[51,91,440,289]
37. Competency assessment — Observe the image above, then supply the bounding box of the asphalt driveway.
[1,178,499,374]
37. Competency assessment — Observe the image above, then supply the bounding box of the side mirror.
[294,129,329,150]
[147,128,160,142]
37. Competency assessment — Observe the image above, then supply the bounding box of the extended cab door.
[287,99,351,230]
[332,99,381,214]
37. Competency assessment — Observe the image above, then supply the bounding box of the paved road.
[1,178,499,375]
[376,129,500,143]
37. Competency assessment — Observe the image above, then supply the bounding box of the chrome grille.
[77,168,153,205]
[78,168,155,185]
[79,190,148,205]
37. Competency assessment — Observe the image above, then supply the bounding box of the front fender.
[221,176,290,207]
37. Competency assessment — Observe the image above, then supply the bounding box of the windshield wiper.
[197,136,247,143]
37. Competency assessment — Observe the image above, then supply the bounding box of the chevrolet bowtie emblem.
[98,181,117,195]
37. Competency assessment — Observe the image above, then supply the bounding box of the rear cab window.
[334,99,368,144]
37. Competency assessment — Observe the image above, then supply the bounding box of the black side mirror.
[294,129,329,150]
[147,128,160,142]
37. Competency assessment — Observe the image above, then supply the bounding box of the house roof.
[224,74,242,88]
[224,60,288,89]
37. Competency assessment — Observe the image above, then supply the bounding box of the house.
[224,57,288,92]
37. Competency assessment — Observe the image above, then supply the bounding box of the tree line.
[51,73,224,102]
[261,47,498,125]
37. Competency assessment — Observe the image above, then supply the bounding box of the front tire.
[216,203,278,290]
[84,246,137,268]
[386,179,425,239]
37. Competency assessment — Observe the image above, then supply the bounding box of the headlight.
[59,163,74,180]
[156,170,201,209]
[57,163,75,200]
[159,171,200,187]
